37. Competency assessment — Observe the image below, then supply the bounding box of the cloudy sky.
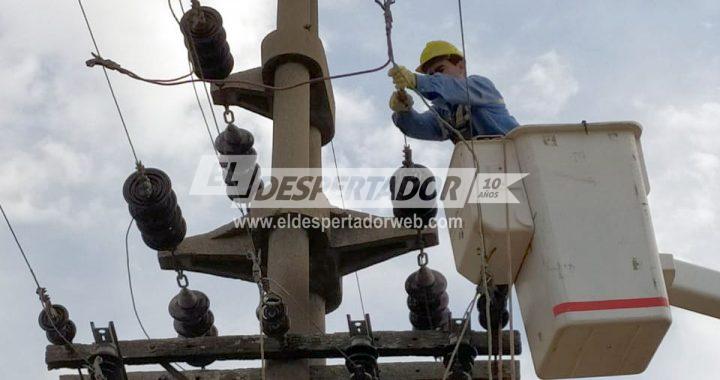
[1,0,719,379]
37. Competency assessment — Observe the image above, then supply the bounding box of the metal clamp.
[345,314,379,380]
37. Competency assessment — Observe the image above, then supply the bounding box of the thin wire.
[177,0,222,135]
[330,141,368,319]
[125,218,187,372]
[442,290,480,380]
[77,0,140,164]
[1,202,97,374]
[125,219,151,340]
[1,203,41,289]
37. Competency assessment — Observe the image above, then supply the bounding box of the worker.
[388,40,519,143]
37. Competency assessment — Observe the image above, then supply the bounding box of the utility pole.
[44,1,522,379]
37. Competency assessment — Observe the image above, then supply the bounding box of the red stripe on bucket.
[553,297,669,317]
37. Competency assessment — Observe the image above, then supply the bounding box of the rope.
[330,141,368,319]
[238,208,266,379]
[77,0,140,165]
[502,139,517,380]
[442,290,480,380]
[87,55,392,91]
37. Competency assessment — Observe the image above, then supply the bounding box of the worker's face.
[424,58,466,78]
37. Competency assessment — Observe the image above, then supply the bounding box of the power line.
[0,202,42,289]
[76,0,140,164]
[330,141,368,319]
[125,218,151,340]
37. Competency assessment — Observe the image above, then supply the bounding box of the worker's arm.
[391,108,449,141]
[415,74,507,107]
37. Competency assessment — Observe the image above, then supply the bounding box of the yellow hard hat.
[416,40,464,73]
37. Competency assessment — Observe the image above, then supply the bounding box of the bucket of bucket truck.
[508,121,671,379]
[443,138,534,286]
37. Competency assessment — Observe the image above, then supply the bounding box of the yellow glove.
[389,90,414,112]
[388,66,417,90]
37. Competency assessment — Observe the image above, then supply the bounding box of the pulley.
[405,266,450,330]
[38,304,77,345]
[257,293,290,338]
[389,146,438,228]
[123,166,187,251]
[345,315,379,380]
[180,3,234,80]
[168,287,218,367]
[477,285,510,332]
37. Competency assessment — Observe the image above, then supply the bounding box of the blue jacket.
[392,74,519,141]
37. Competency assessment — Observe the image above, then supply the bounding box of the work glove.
[388,66,417,90]
[389,90,414,112]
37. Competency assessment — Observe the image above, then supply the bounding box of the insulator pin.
[405,266,450,330]
[38,304,77,345]
[257,293,290,338]
[123,167,187,251]
[477,285,510,332]
[180,5,234,79]
[91,345,125,380]
[345,315,379,380]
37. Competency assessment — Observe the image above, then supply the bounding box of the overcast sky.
[1,1,719,379]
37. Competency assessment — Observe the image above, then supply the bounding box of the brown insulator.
[180,5,234,79]
[405,266,450,330]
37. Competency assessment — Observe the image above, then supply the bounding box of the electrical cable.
[330,141,368,320]
[125,218,187,372]
[1,202,97,375]
[77,0,140,165]
[125,219,151,340]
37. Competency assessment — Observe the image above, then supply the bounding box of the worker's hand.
[388,66,417,90]
[389,90,414,112]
